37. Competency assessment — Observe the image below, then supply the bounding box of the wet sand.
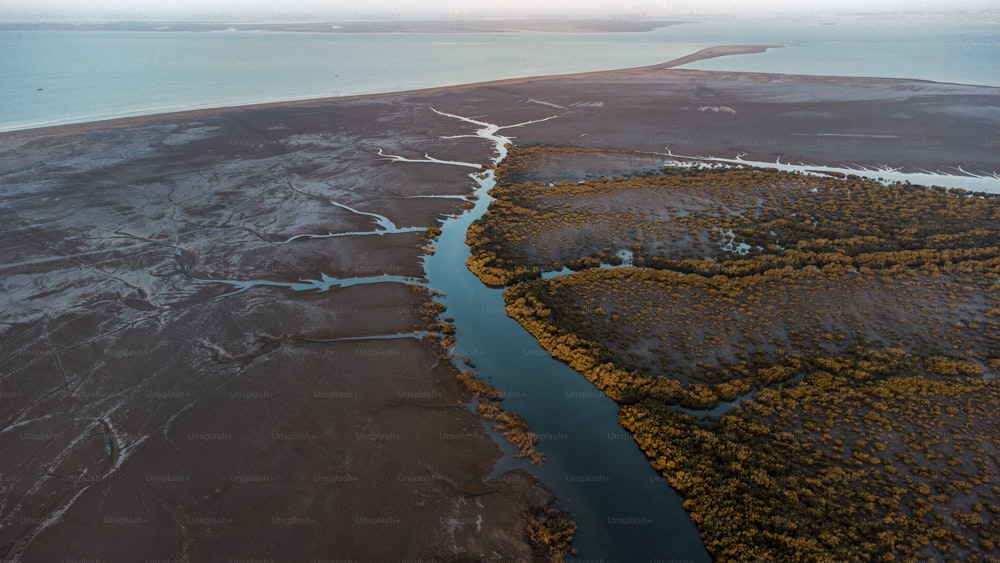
[2,46,998,560]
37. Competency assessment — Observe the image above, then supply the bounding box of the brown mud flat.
[0,97,562,561]
[2,46,999,560]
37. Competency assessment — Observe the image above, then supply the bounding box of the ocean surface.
[1,14,998,132]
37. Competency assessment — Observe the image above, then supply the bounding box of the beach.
[1,46,998,560]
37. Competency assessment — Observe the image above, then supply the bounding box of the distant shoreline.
[0,19,686,34]
[0,44,779,138]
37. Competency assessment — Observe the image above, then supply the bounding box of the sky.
[1,0,993,21]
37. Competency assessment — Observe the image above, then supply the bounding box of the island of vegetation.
[467,145,1000,561]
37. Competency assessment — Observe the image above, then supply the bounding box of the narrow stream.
[658,148,1000,193]
[421,111,711,562]
[194,272,420,297]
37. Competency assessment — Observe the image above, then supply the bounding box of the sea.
[1,13,998,132]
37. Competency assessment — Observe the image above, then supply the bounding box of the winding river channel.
[184,107,712,559]
[420,111,710,562]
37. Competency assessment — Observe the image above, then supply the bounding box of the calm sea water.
[1,14,998,132]
[672,14,1000,84]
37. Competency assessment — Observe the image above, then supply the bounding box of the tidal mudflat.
[2,45,998,560]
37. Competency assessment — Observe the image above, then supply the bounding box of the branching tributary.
[418,110,710,561]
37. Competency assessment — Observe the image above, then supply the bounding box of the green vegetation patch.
[471,146,1000,561]
[468,146,1000,287]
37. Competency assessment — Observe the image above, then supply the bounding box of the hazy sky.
[2,0,993,20]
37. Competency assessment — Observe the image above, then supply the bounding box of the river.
[420,111,710,562]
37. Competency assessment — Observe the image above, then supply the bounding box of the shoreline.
[7,44,1000,141]
[0,19,686,34]
[0,45,781,138]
